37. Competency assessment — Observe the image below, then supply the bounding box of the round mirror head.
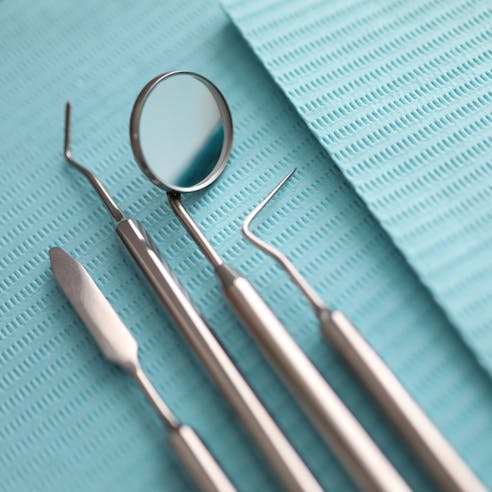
[130,71,233,193]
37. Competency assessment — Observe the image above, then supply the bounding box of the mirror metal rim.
[130,70,233,193]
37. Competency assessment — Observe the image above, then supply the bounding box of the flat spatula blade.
[49,247,138,370]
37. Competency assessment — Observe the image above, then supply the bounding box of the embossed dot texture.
[222,0,492,374]
[1,0,492,491]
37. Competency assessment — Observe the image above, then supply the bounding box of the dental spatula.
[49,246,236,492]
[242,170,487,492]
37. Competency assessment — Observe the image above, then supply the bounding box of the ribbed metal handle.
[169,425,236,492]
[321,310,486,492]
[115,218,323,492]
[216,263,410,492]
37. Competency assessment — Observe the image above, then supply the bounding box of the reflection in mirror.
[138,73,225,189]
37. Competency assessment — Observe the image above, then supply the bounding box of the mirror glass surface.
[137,73,225,190]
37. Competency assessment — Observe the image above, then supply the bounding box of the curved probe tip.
[61,101,124,222]
[64,101,72,159]
[242,168,296,238]
[242,168,327,312]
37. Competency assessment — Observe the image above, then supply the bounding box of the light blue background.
[1,1,491,491]
[223,0,492,374]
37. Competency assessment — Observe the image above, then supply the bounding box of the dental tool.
[49,246,236,492]
[63,103,323,492]
[243,170,487,492]
[129,71,411,492]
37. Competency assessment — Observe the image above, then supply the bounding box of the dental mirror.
[130,71,232,193]
[128,74,416,491]
[130,70,234,268]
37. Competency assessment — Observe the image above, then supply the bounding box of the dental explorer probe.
[242,170,487,492]
[63,103,323,492]
[130,72,409,492]
[49,247,236,492]
[169,196,410,492]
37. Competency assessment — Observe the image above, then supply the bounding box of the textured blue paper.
[1,1,492,491]
[222,0,492,375]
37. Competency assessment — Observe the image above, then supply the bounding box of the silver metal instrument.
[243,170,487,492]
[63,103,323,492]
[129,71,411,492]
[49,247,236,492]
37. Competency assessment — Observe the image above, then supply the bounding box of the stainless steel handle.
[115,218,323,492]
[321,310,486,492]
[216,264,410,492]
[169,425,236,492]
[133,367,235,491]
